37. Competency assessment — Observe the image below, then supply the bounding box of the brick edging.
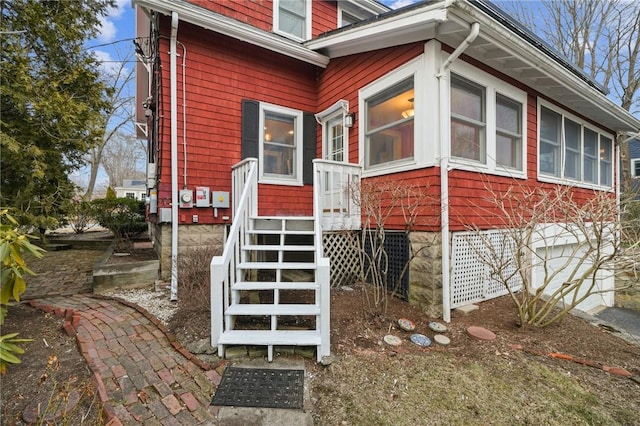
[27,295,225,425]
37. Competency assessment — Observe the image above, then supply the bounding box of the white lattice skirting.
[323,232,361,288]
[450,229,523,308]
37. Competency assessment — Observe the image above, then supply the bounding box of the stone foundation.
[150,223,225,280]
[408,232,443,317]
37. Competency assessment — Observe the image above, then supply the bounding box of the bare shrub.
[351,179,435,316]
[463,184,639,327]
[177,245,222,313]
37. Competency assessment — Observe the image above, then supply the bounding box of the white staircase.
[211,159,330,362]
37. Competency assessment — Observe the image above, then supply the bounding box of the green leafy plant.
[0,209,45,373]
[90,197,146,251]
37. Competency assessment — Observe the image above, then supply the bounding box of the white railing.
[210,158,258,350]
[312,160,361,232]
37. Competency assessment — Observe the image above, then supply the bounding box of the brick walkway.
[25,249,222,425]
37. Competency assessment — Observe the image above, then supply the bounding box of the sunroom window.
[364,78,414,169]
[451,75,485,162]
[538,104,613,188]
[600,135,612,187]
[496,94,522,170]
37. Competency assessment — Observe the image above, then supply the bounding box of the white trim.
[258,102,304,186]
[537,99,615,191]
[133,0,328,67]
[631,158,640,177]
[447,58,528,179]
[273,0,312,42]
[359,56,425,177]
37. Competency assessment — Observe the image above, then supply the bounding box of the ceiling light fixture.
[402,97,415,118]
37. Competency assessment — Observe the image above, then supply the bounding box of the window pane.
[539,107,561,176]
[367,120,414,167]
[496,94,522,169]
[451,75,485,162]
[451,75,483,121]
[496,95,520,134]
[540,107,561,143]
[564,119,581,180]
[279,11,304,38]
[451,119,483,161]
[600,135,612,186]
[264,112,295,177]
[327,116,344,162]
[280,0,305,15]
[634,160,640,177]
[583,128,598,183]
[365,78,414,168]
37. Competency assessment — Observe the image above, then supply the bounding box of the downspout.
[436,21,480,322]
[170,11,179,301]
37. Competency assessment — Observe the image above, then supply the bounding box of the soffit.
[307,1,640,134]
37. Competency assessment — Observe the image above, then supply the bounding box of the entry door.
[323,115,347,214]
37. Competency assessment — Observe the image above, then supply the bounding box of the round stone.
[410,333,431,347]
[397,318,415,331]
[428,321,448,333]
[466,326,496,341]
[434,334,451,345]
[383,334,402,346]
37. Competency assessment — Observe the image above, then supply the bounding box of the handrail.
[211,158,258,349]
[313,159,361,232]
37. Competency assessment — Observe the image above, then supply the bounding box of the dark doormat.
[211,367,304,409]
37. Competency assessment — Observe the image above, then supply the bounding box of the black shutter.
[303,112,317,185]
[241,99,259,159]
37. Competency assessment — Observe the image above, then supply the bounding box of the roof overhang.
[132,0,330,68]
[306,0,640,134]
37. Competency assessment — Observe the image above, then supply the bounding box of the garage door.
[533,243,613,313]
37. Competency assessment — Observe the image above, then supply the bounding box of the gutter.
[170,11,179,301]
[437,21,480,323]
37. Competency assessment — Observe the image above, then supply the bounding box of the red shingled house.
[133,0,640,361]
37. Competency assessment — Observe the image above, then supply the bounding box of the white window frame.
[537,100,615,190]
[316,99,349,162]
[337,4,366,27]
[273,0,311,41]
[259,102,304,186]
[448,60,528,179]
[632,158,640,178]
[359,56,425,178]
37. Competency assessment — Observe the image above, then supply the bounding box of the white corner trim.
[133,0,329,67]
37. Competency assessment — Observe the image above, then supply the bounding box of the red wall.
[154,17,319,224]
[184,0,338,37]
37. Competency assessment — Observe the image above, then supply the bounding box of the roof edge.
[133,0,330,68]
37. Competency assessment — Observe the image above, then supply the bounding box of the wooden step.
[225,304,320,316]
[246,229,314,236]
[232,281,319,291]
[251,216,314,232]
[238,262,316,270]
[242,244,315,251]
[217,330,321,346]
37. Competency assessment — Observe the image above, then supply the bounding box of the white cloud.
[97,16,117,42]
[388,0,417,9]
[97,0,132,42]
[93,49,120,76]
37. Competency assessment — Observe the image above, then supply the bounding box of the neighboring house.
[133,0,640,360]
[629,139,640,199]
[114,179,147,201]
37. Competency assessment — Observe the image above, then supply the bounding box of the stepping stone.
[410,333,431,347]
[434,334,450,345]
[383,335,402,346]
[455,304,479,315]
[466,326,496,341]
[428,321,447,333]
[397,318,415,331]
